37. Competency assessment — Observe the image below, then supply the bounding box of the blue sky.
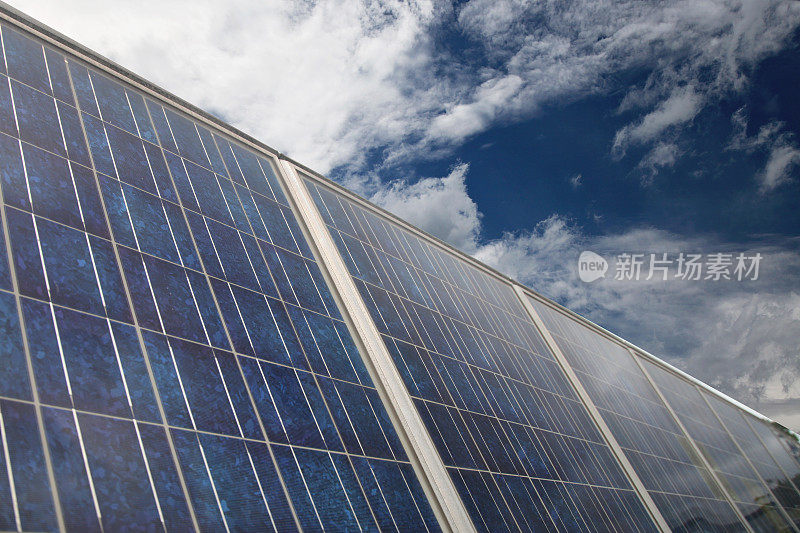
[12,0,800,428]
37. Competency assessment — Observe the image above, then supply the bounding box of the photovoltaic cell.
[0,21,437,532]
[528,298,747,532]
[304,177,659,532]
[643,357,796,532]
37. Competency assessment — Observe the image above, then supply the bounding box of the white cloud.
[427,75,525,143]
[370,163,481,251]
[727,109,800,191]
[759,145,800,192]
[612,86,701,156]
[636,142,680,183]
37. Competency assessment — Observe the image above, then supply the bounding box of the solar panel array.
[1,10,799,532]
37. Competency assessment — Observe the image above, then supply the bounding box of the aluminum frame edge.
[275,158,476,533]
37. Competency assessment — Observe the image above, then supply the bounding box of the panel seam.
[512,285,670,533]
[275,158,476,533]
[630,347,756,533]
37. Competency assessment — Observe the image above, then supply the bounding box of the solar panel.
[644,357,796,531]
[0,21,437,532]
[706,394,800,527]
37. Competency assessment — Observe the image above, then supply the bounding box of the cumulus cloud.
[370,163,481,251]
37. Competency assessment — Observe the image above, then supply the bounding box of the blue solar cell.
[22,143,84,229]
[197,432,282,531]
[66,61,99,117]
[0,439,16,529]
[89,70,139,136]
[11,82,64,159]
[0,291,29,400]
[54,307,130,418]
[170,428,228,530]
[0,399,58,531]
[2,26,50,94]
[81,113,116,178]
[0,78,18,137]
[163,108,211,169]
[44,49,72,103]
[42,407,102,532]
[136,424,194,530]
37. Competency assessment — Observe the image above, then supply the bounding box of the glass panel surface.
[0,21,437,531]
[707,395,800,528]
[644,358,795,532]
[305,177,659,532]
[749,417,800,485]
[529,299,747,532]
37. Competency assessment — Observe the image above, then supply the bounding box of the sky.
[10,0,800,429]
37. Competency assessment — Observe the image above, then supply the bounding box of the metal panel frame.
[514,286,670,532]
[276,159,475,532]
